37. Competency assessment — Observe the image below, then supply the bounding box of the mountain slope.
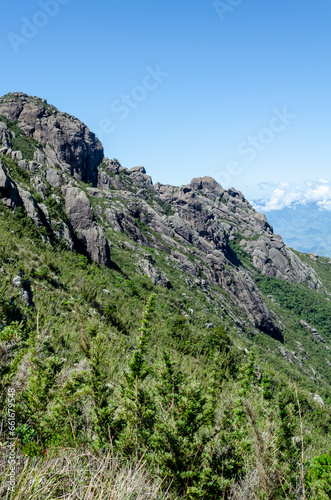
[1,92,331,499]
[1,91,330,390]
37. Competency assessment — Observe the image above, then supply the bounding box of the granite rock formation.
[0,92,324,341]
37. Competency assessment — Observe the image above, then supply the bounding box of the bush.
[306,453,331,499]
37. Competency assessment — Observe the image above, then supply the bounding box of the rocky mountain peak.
[0,92,325,341]
[0,92,103,185]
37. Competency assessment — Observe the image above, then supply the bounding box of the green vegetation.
[256,273,331,339]
[0,115,42,161]
[0,113,331,498]
[306,453,331,499]
[0,153,30,186]
[0,202,331,499]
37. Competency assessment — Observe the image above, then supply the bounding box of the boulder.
[140,254,171,288]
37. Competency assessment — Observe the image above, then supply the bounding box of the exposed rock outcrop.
[139,254,172,289]
[13,274,34,308]
[0,92,324,343]
[0,93,103,185]
[299,320,330,350]
[0,159,19,208]
[154,177,319,288]
[0,121,11,148]
[64,186,111,267]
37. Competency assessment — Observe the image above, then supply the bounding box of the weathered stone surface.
[254,212,273,232]
[17,187,44,227]
[0,160,10,192]
[0,121,11,148]
[0,159,20,208]
[31,175,47,198]
[130,166,146,174]
[13,274,34,308]
[0,93,104,185]
[155,176,319,287]
[309,393,324,405]
[46,168,62,188]
[140,254,172,288]
[279,346,300,364]
[129,167,153,189]
[64,186,111,266]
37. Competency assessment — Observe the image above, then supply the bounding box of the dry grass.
[0,448,177,499]
[229,467,261,500]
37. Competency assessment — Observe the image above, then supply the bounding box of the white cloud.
[254,180,331,212]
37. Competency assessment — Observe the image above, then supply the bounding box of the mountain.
[1,93,331,499]
[0,93,322,338]
[260,204,331,258]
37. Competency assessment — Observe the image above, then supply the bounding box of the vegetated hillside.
[0,92,330,499]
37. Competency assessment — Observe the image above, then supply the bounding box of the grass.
[1,132,331,497]
[0,449,176,499]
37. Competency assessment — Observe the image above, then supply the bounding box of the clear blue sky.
[1,0,330,201]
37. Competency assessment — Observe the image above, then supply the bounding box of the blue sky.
[0,0,330,205]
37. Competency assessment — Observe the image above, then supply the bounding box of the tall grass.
[0,448,177,499]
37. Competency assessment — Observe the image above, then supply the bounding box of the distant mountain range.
[258,203,331,258]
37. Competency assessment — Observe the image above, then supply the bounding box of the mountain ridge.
[1,92,331,499]
[0,92,327,346]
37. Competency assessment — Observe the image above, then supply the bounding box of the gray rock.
[0,159,20,208]
[140,254,171,288]
[17,187,43,226]
[128,166,153,189]
[309,393,324,405]
[0,93,104,186]
[254,212,273,232]
[13,274,34,307]
[46,168,62,188]
[299,320,329,349]
[279,346,299,364]
[13,275,22,287]
[33,151,46,164]
[130,166,146,174]
[64,186,111,266]
[11,150,23,161]
[0,121,11,148]
[269,247,288,270]
[31,175,47,197]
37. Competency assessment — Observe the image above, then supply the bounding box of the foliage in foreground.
[1,297,330,498]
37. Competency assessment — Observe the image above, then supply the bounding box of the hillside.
[0,92,331,499]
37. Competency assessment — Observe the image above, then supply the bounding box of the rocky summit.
[1,92,331,499]
[0,92,323,343]
[0,93,330,353]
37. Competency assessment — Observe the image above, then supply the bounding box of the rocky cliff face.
[0,93,103,185]
[0,92,323,341]
[155,177,319,288]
